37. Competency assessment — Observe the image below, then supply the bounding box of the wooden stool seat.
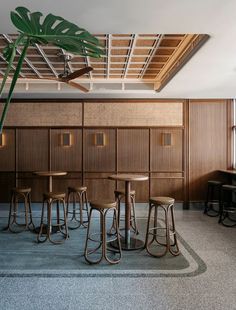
[66,186,89,229]
[7,187,34,233]
[208,180,223,186]
[221,184,236,191]
[12,187,31,194]
[84,200,121,265]
[90,200,117,209]
[150,197,175,205]
[68,186,87,193]
[145,196,180,258]
[114,189,135,196]
[43,192,66,200]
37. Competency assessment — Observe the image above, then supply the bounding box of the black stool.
[145,197,180,257]
[204,180,223,216]
[7,187,35,233]
[218,185,236,227]
[108,189,139,235]
[66,186,89,229]
[84,200,122,264]
[37,192,69,244]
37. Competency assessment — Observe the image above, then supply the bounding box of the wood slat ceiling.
[0,33,208,91]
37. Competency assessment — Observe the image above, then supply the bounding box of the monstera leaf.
[10,7,103,57]
[0,6,104,133]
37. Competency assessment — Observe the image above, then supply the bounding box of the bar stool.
[7,187,35,233]
[218,184,236,227]
[204,180,223,216]
[84,200,122,264]
[37,192,69,244]
[145,197,180,257]
[108,189,139,235]
[66,186,89,229]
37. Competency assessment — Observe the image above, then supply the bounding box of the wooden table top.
[108,174,149,182]
[219,169,236,175]
[34,171,67,177]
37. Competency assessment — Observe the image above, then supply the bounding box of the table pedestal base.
[110,237,144,251]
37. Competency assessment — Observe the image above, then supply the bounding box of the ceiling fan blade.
[67,80,89,92]
[62,67,93,81]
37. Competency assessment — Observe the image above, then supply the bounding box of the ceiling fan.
[29,53,93,92]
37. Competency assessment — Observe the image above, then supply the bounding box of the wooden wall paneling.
[51,129,82,171]
[18,174,48,202]
[0,172,15,202]
[17,129,49,171]
[84,101,184,127]
[189,100,228,200]
[183,100,189,208]
[53,173,82,193]
[227,99,233,169]
[84,173,116,201]
[117,129,149,172]
[84,129,116,172]
[0,129,15,171]
[151,176,184,201]
[150,128,183,172]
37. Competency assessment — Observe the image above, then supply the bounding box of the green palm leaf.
[0,6,104,133]
[11,6,104,57]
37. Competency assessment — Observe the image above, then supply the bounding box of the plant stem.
[0,38,30,133]
[0,33,25,97]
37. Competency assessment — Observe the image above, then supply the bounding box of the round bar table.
[34,171,67,192]
[108,174,149,251]
[34,171,67,233]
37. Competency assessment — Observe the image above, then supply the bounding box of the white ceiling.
[0,0,236,98]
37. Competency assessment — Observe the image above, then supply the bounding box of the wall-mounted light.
[94,132,106,147]
[61,132,72,147]
[162,132,172,146]
[0,133,5,148]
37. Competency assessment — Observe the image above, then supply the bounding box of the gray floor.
[0,204,236,310]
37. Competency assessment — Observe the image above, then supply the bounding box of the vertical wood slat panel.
[84,129,116,172]
[51,129,82,171]
[117,129,149,172]
[151,178,184,201]
[18,129,49,171]
[0,129,15,171]
[189,100,228,200]
[84,178,116,201]
[151,128,183,172]
[18,177,48,202]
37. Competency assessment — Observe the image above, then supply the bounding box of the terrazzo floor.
[0,203,236,310]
